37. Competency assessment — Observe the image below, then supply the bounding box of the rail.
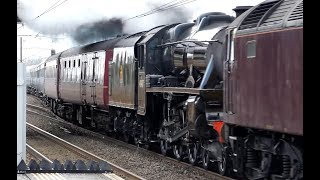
[26,144,52,163]
[26,122,145,180]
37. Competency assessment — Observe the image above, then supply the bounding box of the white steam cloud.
[17,0,195,45]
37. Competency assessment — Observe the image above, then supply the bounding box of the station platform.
[17,173,124,180]
[17,159,124,180]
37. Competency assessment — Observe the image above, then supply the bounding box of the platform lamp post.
[17,29,26,166]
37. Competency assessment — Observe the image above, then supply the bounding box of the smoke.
[71,18,123,44]
[17,0,193,46]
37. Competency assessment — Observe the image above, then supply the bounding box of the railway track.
[27,103,50,112]
[26,122,145,180]
[27,103,233,180]
[26,143,52,163]
[26,103,55,116]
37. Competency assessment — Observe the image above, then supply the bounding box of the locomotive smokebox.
[233,6,253,17]
[173,45,207,72]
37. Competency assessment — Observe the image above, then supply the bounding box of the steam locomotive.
[27,0,303,179]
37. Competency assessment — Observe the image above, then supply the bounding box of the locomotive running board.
[146,87,221,95]
[146,87,223,101]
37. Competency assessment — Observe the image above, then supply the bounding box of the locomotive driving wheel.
[188,143,199,165]
[215,151,227,175]
[173,144,183,161]
[202,148,210,170]
[160,140,169,155]
[172,109,185,160]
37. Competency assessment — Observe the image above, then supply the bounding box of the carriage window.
[247,40,256,59]
[78,59,80,67]
[115,54,119,82]
[64,61,67,68]
[69,60,71,67]
[119,54,123,84]
[83,62,87,80]
[109,65,112,96]
[123,52,127,85]
[73,60,76,67]
[92,59,95,81]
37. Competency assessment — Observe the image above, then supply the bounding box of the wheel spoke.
[202,149,210,169]
[188,143,198,165]
[160,140,168,155]
[215,152,227,175]
[173,144,183,160]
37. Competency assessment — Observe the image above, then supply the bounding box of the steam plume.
[17,0,193,46]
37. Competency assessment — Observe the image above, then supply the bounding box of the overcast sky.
[17,0,264,64]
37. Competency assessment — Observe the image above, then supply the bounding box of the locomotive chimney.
[51,49,55,55]
[233,6,253,17]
